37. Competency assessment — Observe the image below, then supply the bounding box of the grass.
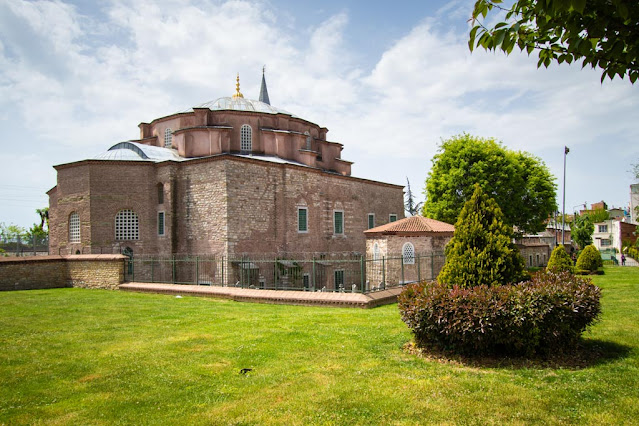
[0,267,638,425]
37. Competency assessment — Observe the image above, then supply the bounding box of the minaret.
[259,65,270,105]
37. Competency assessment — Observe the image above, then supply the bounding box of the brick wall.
[0,255,126,291]
[49,155,404,260]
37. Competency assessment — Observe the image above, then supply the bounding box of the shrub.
[577,244,604,273]
[438,185,526,288]
[546,245,574,273]
[398,271,601,356]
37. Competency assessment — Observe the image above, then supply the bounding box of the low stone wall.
[0,255,126,291]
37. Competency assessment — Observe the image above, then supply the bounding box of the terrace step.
[119,283,404,308]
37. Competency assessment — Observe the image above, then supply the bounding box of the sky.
[0,0,638,229]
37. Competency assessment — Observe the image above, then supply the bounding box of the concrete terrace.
[119,283,404,308]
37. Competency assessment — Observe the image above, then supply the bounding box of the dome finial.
[233,73,244,98]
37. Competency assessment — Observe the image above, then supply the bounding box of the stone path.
[119,282,404,308]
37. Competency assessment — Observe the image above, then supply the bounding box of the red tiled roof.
[364,216,454,235]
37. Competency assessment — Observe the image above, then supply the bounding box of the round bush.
[576,244,604,272]
[546,245,574,274]
[398,271,601,356]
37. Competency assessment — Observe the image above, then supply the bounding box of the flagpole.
[562,146,569,245]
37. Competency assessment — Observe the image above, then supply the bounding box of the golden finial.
[232,73,244,98]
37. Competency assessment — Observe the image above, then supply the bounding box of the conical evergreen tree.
[547,245,575,273]
[576,244,603,272]
[438,185,526,288]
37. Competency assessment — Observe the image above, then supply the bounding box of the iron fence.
[124,252,446,294]
[0,235,49,256]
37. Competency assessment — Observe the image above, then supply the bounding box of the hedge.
[398,271,601,356]
[577,244,604,272]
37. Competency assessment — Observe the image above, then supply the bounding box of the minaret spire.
[232,73,244,98]
[259,65,270,105]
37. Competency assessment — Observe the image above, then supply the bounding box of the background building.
[631,183,639,224]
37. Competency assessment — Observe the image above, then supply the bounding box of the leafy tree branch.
[469,0,639,83]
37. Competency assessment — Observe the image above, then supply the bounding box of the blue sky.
[1,0,638,229]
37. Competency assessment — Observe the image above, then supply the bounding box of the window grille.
[298,208,308,232]
[115,209,139,240]
[598,225,608,232]
[368,213,375,229]
[69,212,80,243]
[402,242,415,265]
[158,212,165,236]
[389,214,398,222]
[164,128,172,148]
[240,124,252,152]
[334,211,344,235]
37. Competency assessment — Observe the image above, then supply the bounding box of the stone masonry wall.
[0,255,126,291]
[225,157,404,257]
[49,154,404,263]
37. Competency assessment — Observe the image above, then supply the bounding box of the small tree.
[547,245,574,273]
[572,214,594,249]
[577,245,604,272]
[438,185,526,288]
[404,178,423,217]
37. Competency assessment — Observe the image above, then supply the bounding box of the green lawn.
[1,267,638,425]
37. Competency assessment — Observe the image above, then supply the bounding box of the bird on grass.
[239,368,253,375]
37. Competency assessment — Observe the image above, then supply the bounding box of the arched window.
[373,243,380,262]
[402,242,415,265]
[115,209,139,240]
[304,131,311,150]
[164,128,172,148]
[69,212,80,243]
[240,124,252,153]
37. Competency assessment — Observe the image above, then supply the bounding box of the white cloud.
[0,0,637,227]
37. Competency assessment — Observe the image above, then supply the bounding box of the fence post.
[172,256,176,284]
[312,257,316,292]
[196,256,199,285]
[360,255,364,293]
[221,256,225,287]
[151,260,154,283]
[401,255,405,286]
[33,234,36,256]
[382,256,386,289]
[417,254,421,283]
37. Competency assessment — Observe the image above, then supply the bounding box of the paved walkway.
[119,283,404,308]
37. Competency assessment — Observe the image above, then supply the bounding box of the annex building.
[47,73,405,269]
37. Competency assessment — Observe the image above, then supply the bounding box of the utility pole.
[562,146,569,245]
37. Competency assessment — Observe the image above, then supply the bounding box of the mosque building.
[47,72,405,263]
